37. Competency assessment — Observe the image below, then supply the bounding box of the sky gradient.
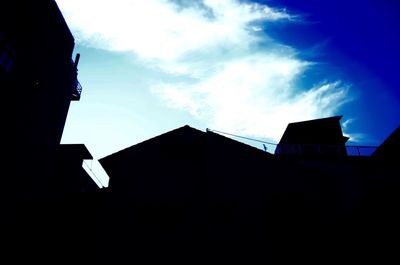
[57,0,400,186]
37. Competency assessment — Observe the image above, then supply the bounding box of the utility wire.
[206,128,278,146]
[206,128,378,156]
[83,160,103,188]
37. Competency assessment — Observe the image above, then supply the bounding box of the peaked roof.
[100,125,272,166]
[100,125,204,159]
[278,116,349,144]
[99,125,282,192]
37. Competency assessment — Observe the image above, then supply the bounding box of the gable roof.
[278,116,349,145]
[100,125,204,160]
[99,125,273,179]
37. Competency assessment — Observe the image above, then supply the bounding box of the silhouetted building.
[1,0,84,198]
[98,125,330,260]
[3,143,103,262]
[1,3,104,262]
[2,2,398,261]
[99,119,399,262]
[52,144,100,195]
[275,116,349,157]
[372,126,400,160]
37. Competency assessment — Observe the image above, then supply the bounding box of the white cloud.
[342,118,354,130]
[57,0,289,61]
[57,0,349,142]
[154,60,348,140]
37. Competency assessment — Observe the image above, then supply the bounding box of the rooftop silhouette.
[275,115,349,157]
[97,120,399,262]
[1,1,101,262]
[1,1,399,263]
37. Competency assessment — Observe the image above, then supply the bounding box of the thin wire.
[207,128,278,146]
[207,128,378,149]
[206,128,380,158]
[83,160,103,187]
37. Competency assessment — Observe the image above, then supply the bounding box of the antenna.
[73,53,80,70]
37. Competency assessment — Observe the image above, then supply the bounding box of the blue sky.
[58,0,399,186]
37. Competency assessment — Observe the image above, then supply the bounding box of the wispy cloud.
[342,118,354,130]
[57,0,349,141]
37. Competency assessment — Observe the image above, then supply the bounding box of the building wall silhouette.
[1,1,399,262]
[1,1,86,198]
[275,116,349,157]
[1,2,100,262]
[99,122,399,262]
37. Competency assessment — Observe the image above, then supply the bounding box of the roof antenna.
[73,53,80,71]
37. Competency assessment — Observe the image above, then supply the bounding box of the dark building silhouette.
[1,1,87,198]
[1,1,399,263]
[99,126,297,260]
[275,116,349,157]
[99,120,399,262]
[53,144,100,195]
[3,143,102,262]
[1,2,102,262]
[372,126,400,160]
